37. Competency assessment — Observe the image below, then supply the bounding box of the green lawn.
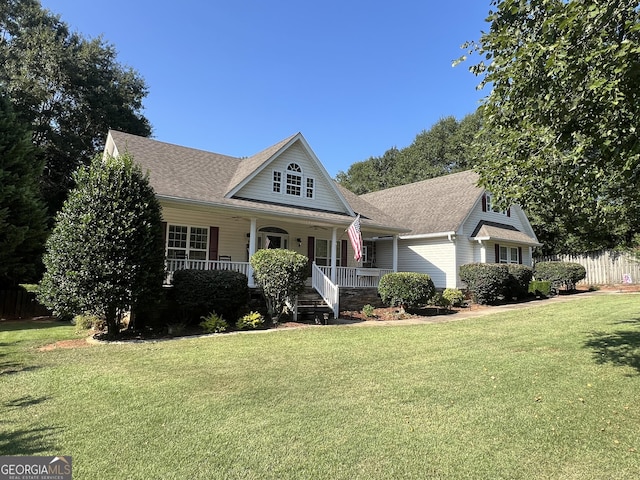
[1,294,639,479]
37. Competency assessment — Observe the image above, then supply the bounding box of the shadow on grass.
[0,361,41,376]
[0,318,66,332]
[3,395,50,408]
[584,317,640,375]
[0,425,61,455]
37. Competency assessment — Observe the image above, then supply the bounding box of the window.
[285,163,302,196]
[306,177,314,198]
[485,193,508,215]
[314,239,341,267]
[272,163,315,199]
[499,245,519,264]
[167,225,208,260]
[272,171,281,193]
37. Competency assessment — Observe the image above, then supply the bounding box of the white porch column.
[330,227,338,283]
[479,240,487,263]
[528,246,533,266]
[392,235,399,272]
[248,218,257,287]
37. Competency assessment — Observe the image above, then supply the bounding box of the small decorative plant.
[199,312,228,333]
[442,288,465,308]
[236,311,265,330]
[361,304,376,318]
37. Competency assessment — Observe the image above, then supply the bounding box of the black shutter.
[341,240,348,266]
[495,243,500,263]
[518,247,523,264]
[482,194,487,212]
[307,236,315,271]
[209,227,219,261]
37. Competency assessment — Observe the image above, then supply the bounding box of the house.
[104,131,540,314]
[361,170,541,288]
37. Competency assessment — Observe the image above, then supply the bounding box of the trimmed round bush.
[506,264,533,300]
[459,263,510,305]
[442,288,465,307]
[250,249,308,322]
[378,272,435,311]
[172,269,249,323]
[534,261,586,291]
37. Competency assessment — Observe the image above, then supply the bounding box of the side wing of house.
[457,193,541,277]
[375,236,457,288]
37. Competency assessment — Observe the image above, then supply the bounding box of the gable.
[232,141,349,214]
[461,196,539,244]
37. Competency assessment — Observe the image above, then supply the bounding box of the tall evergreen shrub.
[38,153,165,337]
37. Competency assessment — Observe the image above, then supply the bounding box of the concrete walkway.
[333,290,625,328]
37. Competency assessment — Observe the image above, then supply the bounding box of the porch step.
[297,288,333,324]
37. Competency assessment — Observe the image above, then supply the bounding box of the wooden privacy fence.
[535,250,640,285]
[0,289,51,319]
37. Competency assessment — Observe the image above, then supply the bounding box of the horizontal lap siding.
[398,238,456,289]
[235,143,348,214]
[161,201,348,263]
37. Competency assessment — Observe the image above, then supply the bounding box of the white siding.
[234,142,348,214]
[461,202,530,238]
[375,240,394,270]
[397,238,456,289]
[160,200,363,266]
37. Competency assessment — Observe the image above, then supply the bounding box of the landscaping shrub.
[459,263,510,305]
[236,311,265,330]
[528,280,552,298]
[506,264,534,300]
[250,249,308,323]
[534,261,586,291]
[442,288,465,307]
[172,269,249,323]
[378,272,435,311]
[362,304,376,317]
[200,312,227,333]
[72,313,105,332]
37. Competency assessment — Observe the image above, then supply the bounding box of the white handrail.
[317,266,393,288]
[312,262,339,319]
[165,259,251,283]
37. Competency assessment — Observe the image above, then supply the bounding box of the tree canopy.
[336,112,481,194]
[0,0,152,214]
[464,0,640,253]
[0,92,47,287]
[38,153,165,337]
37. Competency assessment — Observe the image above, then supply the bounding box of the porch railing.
[317,266,393,288]
[312,262,339,319]
[165,259,251,284]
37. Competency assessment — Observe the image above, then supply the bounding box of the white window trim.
[499,245,520,264]
[271,163,315,199]
[272,170,282,194]
[167,224,209,260]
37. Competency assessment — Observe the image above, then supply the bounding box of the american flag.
[347,215,363,262]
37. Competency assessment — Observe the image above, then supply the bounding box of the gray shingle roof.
[107,130,407,233]
[361,170,484,235]
[470,221,541,246]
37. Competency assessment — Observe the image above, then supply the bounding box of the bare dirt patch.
[38,337,94,351]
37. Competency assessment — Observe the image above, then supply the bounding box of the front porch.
[164,258,392,289]
[164,259,394,319]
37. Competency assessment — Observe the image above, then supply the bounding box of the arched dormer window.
[272,162,314,198]
[285,163,302,196]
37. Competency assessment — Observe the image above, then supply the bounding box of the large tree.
[464,0,640,253]
[336,111,481,194]
[0,0,151,214]
[0,92,47,287]
[38,153,165,337]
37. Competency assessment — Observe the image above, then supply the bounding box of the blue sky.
[40,0,492,177]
